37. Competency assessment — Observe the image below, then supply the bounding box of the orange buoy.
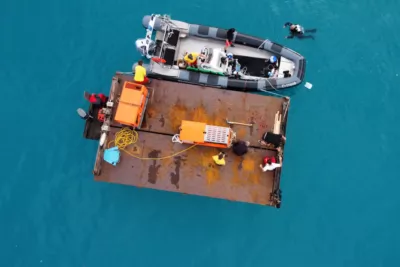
[151,57,166,64]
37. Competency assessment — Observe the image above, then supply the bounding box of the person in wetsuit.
[225,28,236,51]
[258,131,286,152]
[283,22,316,39]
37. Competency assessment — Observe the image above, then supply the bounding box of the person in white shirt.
[260,156,282,172]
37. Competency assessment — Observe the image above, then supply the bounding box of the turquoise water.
[1,0,400,266]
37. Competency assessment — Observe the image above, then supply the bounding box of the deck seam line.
[108,125,278,152]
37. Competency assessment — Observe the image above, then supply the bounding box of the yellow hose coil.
[108,128,197,160]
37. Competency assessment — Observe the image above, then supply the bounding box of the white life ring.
[172,134,183,144]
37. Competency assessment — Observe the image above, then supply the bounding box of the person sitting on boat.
[184,52,200,67]
[266,56,279,68]
[283,22,316,40]
[258,131,286,152]
[199,48,208,63]
[264,56,279,77]
[134,60,151,84]
[225,53,241,76]
[177,58,188,69]
[224,28,236,51]
[226,53,234,67]
[260,156,282,172]
[262,56,278,77]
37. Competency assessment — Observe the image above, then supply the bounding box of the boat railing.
[150,16,182,71]
[156,14,186,31]
[257,39,270,50]
[240,66,248,75]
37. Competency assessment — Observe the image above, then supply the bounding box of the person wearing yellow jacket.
[134,60,150,84]
[212,152,226,166]
[183,52,199,67]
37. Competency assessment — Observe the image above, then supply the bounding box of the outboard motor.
[135,38,156,59]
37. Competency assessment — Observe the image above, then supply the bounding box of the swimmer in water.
[283,22,316,39]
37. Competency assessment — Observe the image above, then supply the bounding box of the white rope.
[258,87,286,98]
[257,39,269,50]
[265,77,279,91]
[283,98,290,119]
[172,134,183,144]
[258,86,290,119]
[228,130,237,148]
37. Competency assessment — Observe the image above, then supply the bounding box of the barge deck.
[83,74,290,207]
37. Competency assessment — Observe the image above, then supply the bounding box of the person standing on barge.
[232,140,250,156]
[134,60,151,84]
[260,155,282,172]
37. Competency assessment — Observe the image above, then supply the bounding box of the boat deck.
[177,35,272,59]
[89,74,290,207]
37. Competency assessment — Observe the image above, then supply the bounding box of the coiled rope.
[114,127,138,149]
[107,128,197,160]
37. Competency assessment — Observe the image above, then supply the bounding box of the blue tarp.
[103,146,120,166]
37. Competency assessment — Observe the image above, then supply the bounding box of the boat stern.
[141,15,163,31]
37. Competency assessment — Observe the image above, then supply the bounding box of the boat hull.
[137,15,306,91]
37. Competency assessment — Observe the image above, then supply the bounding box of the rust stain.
[146,107,156,119]
[169,99,188,130]
[147,150,161,184]
[198,148,221,185]
[237,157,243,170]
[159,114,165,127]
[241,158,260,184]
[249,106,270,136]
[251,189,268,204]
[249,117,255,136]
[215,111,228,126]
[236,128,247,139]
[154,86,167,104]
[251,190,260,203]
[191,103,207,122]
[158,142,175,181]
[231,157,248,186]
[249,172,260,185]
[242,158,255,172]
[125,144,141,155]
[170,156,185,189]
[213,100,230,126]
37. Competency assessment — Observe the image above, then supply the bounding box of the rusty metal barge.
[80,73,290,208]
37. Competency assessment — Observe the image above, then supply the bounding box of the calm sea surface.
[1,0,400,266]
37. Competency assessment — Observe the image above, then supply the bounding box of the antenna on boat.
[77,108,93,120]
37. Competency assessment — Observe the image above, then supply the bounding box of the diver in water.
[283,22,316,39]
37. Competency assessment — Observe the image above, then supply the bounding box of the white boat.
[134,14,306,91]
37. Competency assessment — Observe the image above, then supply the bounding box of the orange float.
[172,120,236,149]
[151,57,166,64]
[114,81,149,129]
